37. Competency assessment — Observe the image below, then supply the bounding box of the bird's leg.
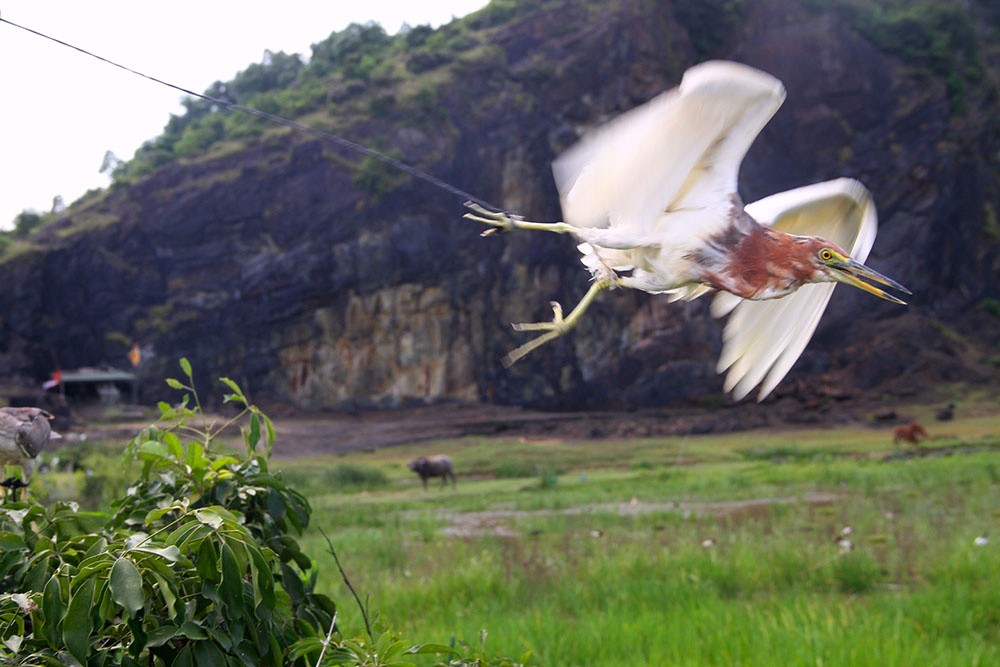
[503,277,614,366]
[464,202,578,237]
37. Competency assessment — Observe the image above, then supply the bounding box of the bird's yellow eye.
[819,248,835,262]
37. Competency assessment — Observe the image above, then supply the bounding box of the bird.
[464,60,909,400]
[0,407,60,501]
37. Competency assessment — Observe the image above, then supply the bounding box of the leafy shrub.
[0,360,336,666]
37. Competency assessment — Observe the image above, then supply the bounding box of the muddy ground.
[259,394,930,458]
[73,387,964,458]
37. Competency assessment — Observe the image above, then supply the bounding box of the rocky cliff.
[2,0,998,409]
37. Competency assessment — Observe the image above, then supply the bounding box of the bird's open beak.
[831,258,911,305]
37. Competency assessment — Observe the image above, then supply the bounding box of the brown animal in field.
[893,421,928,446]
[407,455,456,490]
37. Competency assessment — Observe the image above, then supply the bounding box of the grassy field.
[37,401,1000,665]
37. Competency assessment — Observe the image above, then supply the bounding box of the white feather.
[552,61,785,240]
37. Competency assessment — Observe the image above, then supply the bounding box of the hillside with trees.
[1,0,998,410]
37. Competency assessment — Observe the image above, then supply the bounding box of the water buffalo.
[408,455,456,490]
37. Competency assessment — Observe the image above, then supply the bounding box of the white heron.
[465,60,908,400]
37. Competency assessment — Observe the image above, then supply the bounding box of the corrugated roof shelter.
[55,368,139,404]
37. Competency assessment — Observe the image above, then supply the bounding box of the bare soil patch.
[438,492,842,538]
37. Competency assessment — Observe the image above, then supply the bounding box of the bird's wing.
[552,61,786,235]
[0,410,23,444]
[711,179,877,401]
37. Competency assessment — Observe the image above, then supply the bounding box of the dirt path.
[437,492,843,538]
[264,398,866,457]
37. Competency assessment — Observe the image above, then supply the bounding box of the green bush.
[0,360,523,666]
[0,360,336,666]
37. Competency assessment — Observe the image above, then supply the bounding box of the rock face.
[1,0,998,409]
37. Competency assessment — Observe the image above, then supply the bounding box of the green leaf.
[179,621,208,640]
[143,506,176,524]
[192,639,227,666]
[219,542,244,615]
[110,557,145,618]
[64,578,95,664]
[165,378,186,390]
[196,536,220,582]
[145,624,178,648]
[248,543,275,612]
[210,456,239,471]
[262,413,276,455]
[219,377,245,402]
[194,508,224,529]
[41,577,66,648]
[136,440,169,459]
[186,441,208,470]
[133,543,181,562]
[54,652,84,667]
[149,569,179,621]
[3,634,23,653]
[0,531,26,550]
[288,637,325,661]
[172,645,194,667]
[179,357,193,378]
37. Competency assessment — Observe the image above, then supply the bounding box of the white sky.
[0,0,489,228]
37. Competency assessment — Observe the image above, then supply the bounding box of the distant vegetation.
[854,2,982,113]
[674,0,747,57]
[798,0,986,113]
[92,0,996,189]
[111,19,484,187]
[7,0,994,235]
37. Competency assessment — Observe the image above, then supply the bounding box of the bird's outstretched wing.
[552,61,786,236]
[712,179,877,401]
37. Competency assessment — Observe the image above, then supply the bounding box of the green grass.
[33,402,1000,665]
[288,409,1000,666]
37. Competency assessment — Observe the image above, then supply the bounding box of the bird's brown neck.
[696,214,816,300]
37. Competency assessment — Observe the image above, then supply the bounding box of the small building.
[52,368,139,405]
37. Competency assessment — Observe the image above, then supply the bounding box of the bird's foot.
[463,201,575,236]
[503,302,570,366]
[463,202,522,236]
[0,477,27,491]
[511,301,567,334]
[501,278,614,367]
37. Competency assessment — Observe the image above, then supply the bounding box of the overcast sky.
[0,0,489,228]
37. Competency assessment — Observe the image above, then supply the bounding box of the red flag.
[42,369,62,390]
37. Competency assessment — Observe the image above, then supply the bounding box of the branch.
[319,527,374,644]
[315,611,338,667]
